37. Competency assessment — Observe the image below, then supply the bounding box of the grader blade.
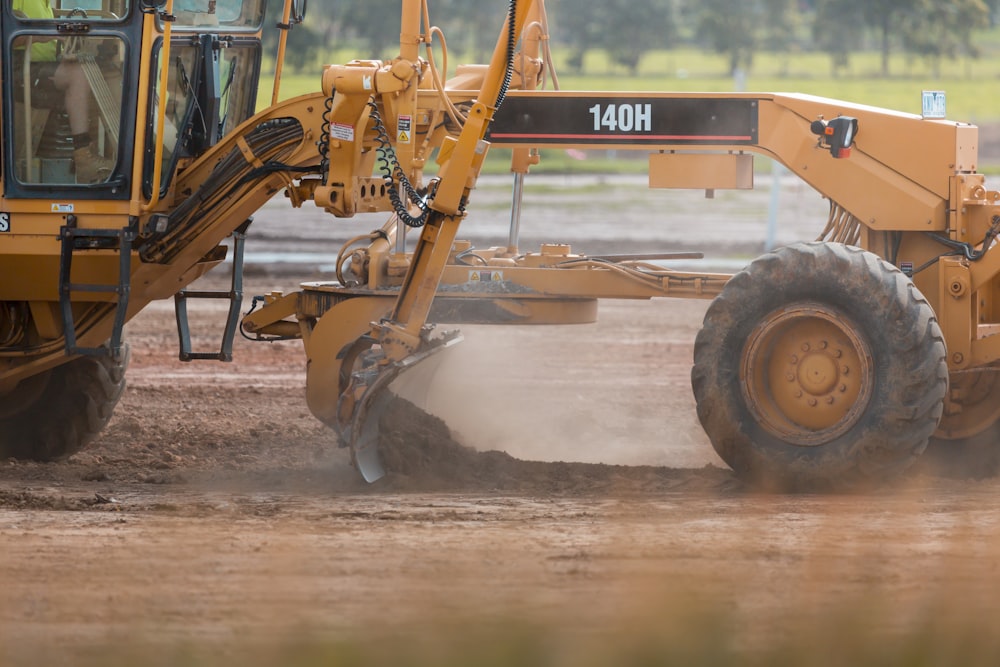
[337,331,463,482]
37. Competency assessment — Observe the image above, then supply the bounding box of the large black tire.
[691,243,948,490]
[0,345,129,461]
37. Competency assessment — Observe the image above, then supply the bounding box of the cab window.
[170,0,264,32]
[10,29,125,185]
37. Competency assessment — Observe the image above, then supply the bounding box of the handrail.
[270,0,294,106]
[143,0,174,213]
[22,38,34,181]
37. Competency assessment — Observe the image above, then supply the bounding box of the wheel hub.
[797,352,839,396]
[741,304,873,446]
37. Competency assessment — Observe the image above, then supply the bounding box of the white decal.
[397,115,412,144]
[922,91,946,119]
[330,122,355,142]
[588,103,652,133]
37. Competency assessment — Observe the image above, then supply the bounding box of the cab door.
[143,0,264,199]
[1,0,142,198]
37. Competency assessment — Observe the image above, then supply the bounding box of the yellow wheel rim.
[740,304,874,446]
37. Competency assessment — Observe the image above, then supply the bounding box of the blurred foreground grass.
[12,590,1000,667]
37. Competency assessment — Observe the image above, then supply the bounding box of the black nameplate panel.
[489,95,759,146]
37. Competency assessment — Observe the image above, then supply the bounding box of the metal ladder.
[173,223,249,362]
[58,219,135,359]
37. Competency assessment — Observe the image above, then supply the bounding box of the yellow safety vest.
[12,0,58,63]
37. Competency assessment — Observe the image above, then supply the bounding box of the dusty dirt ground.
[4,177,1000,664]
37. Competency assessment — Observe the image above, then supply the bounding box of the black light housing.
[810,116,859,158]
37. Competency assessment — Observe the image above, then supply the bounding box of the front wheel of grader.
[0,344,130,461]
[691,242,948,491]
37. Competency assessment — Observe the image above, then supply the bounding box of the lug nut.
[826,396,835,405]
[839,384,847,393]
[808,398,818,407]
[801,343,811,352]
[786,373,795,382]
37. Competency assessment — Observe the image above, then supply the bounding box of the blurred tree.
[899,0,990,77]
[261,0,994,83]
[599,0,675,74]
[262,0,327,73]
[283,24,327,71]
[985,0,1000,24]
[689,0,764,75]
[432,0,510,63]
[860,0,917,77]
[335,0,401,57]
[549,0,674,75]
[761,0,801,75]
[547,0,604,73]
[811,0,864,76]
[812,0,934,77]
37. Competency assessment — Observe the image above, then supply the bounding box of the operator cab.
[1,0,264,200]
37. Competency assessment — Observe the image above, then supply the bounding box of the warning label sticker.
[469,270,503,283]
[330,122,355,142]
[397,115,412,143]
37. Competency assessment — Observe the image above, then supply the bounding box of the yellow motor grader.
[0,0,996,489]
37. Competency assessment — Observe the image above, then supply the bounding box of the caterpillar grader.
[1,0,997,490]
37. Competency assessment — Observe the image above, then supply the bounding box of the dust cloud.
[376,396,736,493]
[393,299,720,469]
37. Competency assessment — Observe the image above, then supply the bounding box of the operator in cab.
[11,0,114,183]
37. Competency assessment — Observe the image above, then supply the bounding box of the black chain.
[368,100,431,228]
[495,0,517,110]
[317,93,334,181]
